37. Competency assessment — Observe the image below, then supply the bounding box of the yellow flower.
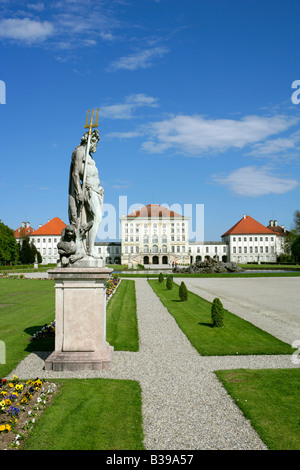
[1,391,7,397]
[0,425,5,432]
[5,424,11,431]
[0,400,5,407]
[8,383,14,388]
[35,379,42,387]
[5,399,11,406]
[12,375,18,381]
[15,384,23,391]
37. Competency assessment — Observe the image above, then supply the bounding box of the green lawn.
[149,279,294,356]
[22,378,145,450]
[215,369,300,450]
[0,278,139,377]
[0,279,55,377]
[106,279,139,351]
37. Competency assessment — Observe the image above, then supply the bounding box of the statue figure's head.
[81,129,100,154]
[61,224,77,243]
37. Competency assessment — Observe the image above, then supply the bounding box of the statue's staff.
[79,108,99,225]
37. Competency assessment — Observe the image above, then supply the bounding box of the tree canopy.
[0,220,19,264]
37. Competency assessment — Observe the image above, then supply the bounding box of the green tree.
[166,275,173,290]
[291,235,300,262]
[292,210,300,233]
[179,281,188,301]
[0,220,19,264]
[18,236,41,264]
[158,272,164,283]
[211,298,224,327]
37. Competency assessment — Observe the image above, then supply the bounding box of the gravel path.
[7,278,298,450]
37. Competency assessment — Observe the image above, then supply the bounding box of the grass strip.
[215,368,300,450]
[0,279,55,377]
[149,279,294,356]
[106,280,139,351]
[22,378,145,450]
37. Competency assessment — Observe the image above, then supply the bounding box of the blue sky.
[0,0,300,241]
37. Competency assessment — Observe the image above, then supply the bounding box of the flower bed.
[0,376,59,449]
[106,274,121,302]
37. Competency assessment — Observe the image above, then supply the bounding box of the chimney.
[281,225,285,230]
[39,224,42,228]
[274,220,278,226]
[243,214,246,219]
[269,220,274,227]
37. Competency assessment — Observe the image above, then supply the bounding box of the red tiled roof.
[14,225,35,238]
[31,217,66,236]
[221,215,275,237]
[127,204,183,218]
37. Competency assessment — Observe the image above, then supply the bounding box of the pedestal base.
[44,342,114,372]
[45,266,114,372]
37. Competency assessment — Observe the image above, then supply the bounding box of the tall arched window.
[162,245,167,253]
[143,245,149,253]
[152,245,158,253]
[143,235,149,243]
[152,235,158,243]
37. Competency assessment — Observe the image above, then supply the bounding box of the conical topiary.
[166,275,173,290]
[179,281,188,301]
[211,297,224,327]
[158,272,164,283]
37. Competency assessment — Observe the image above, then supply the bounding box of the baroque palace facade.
[15,204,288,266]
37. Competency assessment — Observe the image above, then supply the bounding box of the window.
[260,237,263,242]
[250,247,253,253]
[206,247,209,253]
[197,247,200,253]
[266,246,269,253]
[244,247,247,253]
[136,246,139,253]
[238,237,241,242]
[239,247,242,253]
[143,235,149,243]
[162,245,167,253]
[152,245,158,253]
[144,245,149,253]
[244,237,247,242]
[177,246,180,253]
[215,247,217,253]
[255,247,258,253]
[152,235,158,243]
[233,247,236,253]
[233,237,236,242]
[260,246,263,253]
[130,246,134,253]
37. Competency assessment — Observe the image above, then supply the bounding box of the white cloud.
[141,114,299,155]
[108,46,169,71]
[0,18,54,42]
[101,94,159,120]
[248,130,300,157]
[212,166,299,197]
[27,2,45,12]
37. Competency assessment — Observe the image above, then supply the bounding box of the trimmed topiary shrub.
[211,297,224,327]
[158,272,164,283]
[179,281,188,301]
[166,275,173,290]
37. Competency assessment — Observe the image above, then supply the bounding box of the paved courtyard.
[174,277,300,346]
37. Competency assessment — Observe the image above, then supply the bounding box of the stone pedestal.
[44,265,114,372]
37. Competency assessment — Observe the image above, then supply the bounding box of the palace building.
[16,206,288,266]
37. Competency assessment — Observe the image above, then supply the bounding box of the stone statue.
[57,225,77,266]
[68,128,104,261]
